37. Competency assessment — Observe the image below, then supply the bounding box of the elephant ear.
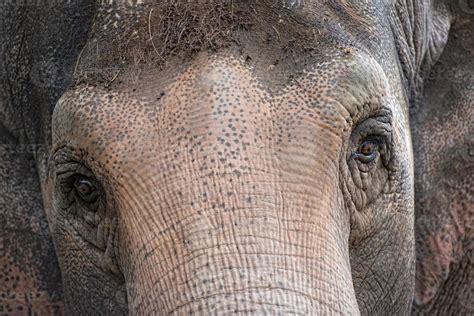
[411,5,473,315]
[0,140,65,313]
[0,1,93,313]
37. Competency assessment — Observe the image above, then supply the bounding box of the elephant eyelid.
[52,146,87,167]
[351,113,393,142]
[55,162,94,182]
[52,147,98,178]
[349,104,392,127]
[347,112,393,164]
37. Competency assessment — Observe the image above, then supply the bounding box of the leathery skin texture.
[49,46,414,314]
[4,0,471,315]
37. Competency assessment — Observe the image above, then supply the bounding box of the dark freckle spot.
[157,92,165,101]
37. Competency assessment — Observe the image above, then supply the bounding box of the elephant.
[0,0,472,315]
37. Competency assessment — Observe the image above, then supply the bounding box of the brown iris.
[73,177,99,203]
[359,140,378,156]
[356,139,380,163]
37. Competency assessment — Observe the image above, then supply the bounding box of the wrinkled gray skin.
[0,0,472,315]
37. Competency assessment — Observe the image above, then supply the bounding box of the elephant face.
[42,1,436,314]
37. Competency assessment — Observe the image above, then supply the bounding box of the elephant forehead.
[52,52,395,175]
[74,0,393,87]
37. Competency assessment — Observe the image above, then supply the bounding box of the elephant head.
[0,0,471,315]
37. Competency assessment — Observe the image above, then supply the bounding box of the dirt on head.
[74,1,257,85]
[72,0,327,88]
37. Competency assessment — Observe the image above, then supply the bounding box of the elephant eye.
[73,177,99,203]
[356,138,380,163]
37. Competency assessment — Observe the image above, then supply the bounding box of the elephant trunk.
[108,56,360,314]
[116,168,359,314]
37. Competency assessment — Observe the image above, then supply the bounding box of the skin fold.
[0,0,471,315]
